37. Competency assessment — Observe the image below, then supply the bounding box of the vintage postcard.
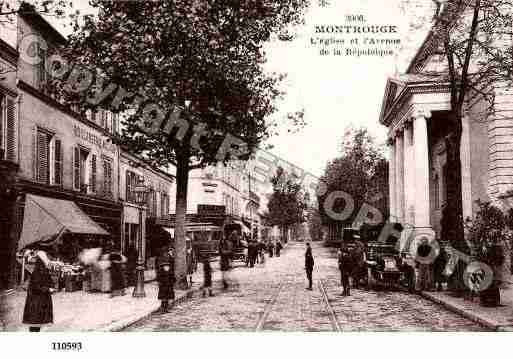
[1,0,513,351]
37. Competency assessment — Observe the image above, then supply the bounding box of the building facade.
[0,9,175,291]
[119,150,174,260]
[380,14,513,244]
[0,37,20,291]
[169,161,261,237]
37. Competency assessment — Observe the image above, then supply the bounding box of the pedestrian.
[276,241,283,257]
[108,250,127,298]
[202,255,213,297]
[416,238,434,291]
[337,244,352,296]
[259,241,266,264]
[433,246,448,291]
[23,244,55,332]
[248,240,257,267]
[219,236,233,289]
[156,245,175,312]
[305,243,314,290]
[268,241,274,258]
[186,237,194,288]
[399,253,416,293]
[126,244,138,286]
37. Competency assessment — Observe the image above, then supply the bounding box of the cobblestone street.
[126,243,487,332]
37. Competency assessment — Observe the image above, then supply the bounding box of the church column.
[413,109,434,232]
[388,137,397,222]
[395,130,405,224]
[403,121,415,227]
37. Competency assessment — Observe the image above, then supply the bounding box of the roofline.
[0,38,19,66]
[379,80,451,126]
[18,2,67,45]
[120,149,176,183]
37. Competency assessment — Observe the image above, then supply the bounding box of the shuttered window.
[103,157,113,197]
[0,95,17,162]
[54,139,63,185]
[36,129,51,184]
[5,97,16,162]
[126,171,138,203]
[90,154,97,193]
[0,96,3,154]
[73,146,80,190]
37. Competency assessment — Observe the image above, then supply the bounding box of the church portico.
[380,76,466,243]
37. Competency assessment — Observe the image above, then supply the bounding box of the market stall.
[18,194,110,292]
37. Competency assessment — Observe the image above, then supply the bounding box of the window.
[36,129,51,184]
[73,146,92,193]
[126,171,139,203]
[146,185,158,217]
[0,94,17,162]
[33,42,47,92]
[161,190,169,217]
[103,157,113,197]
[35,128,62,186]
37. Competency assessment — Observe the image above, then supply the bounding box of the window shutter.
[73,147,80,190]
[54,139,62,185]
[0,97,3,155]
[103,158,112,197]
[5,97,16,162]
[126,172,131,202]
[36,130,49,184]
[90,154,97,193]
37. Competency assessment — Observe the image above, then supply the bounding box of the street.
[126,243,486,332]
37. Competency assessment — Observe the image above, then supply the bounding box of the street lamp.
[133,177,149,298]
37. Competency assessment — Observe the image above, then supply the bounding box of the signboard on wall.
[197,205,226,217]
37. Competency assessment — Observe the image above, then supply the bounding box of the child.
[202,256,213,297]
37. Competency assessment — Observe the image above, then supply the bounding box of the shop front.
[11,181,122,290]
[15,192,119,293]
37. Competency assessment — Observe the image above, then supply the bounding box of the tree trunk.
[174,150,190,290]
[443,110,468,293]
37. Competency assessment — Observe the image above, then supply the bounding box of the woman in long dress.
[23,247,54,332]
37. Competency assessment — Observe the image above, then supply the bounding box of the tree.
[400,0,513,254]
[306,207,323,241]
[61,0,309,288]
[318,127,388,235]
[266,167,308,242]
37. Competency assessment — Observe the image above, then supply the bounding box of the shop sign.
[197,204,226,217]
[73,124,116,153]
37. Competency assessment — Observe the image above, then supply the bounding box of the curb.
[102,286,202,332]
[419,291,499,331]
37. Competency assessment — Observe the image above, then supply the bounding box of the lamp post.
[133,178,149,298]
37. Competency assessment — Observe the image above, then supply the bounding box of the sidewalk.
[420,286,513,331]
[1,268,210,332]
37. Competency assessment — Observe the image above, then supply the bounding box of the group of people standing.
[246,239,283,267]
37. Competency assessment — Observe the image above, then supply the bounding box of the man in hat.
[156,245,175,312]
[305,243,314,290]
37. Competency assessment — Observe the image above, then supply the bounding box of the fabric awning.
[232,220,251,234]
[18,194,109,250]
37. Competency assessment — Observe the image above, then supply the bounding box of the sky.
[262,0,433,177]
[2,0,434,178]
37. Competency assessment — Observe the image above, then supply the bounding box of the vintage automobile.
[359,223,409,290]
